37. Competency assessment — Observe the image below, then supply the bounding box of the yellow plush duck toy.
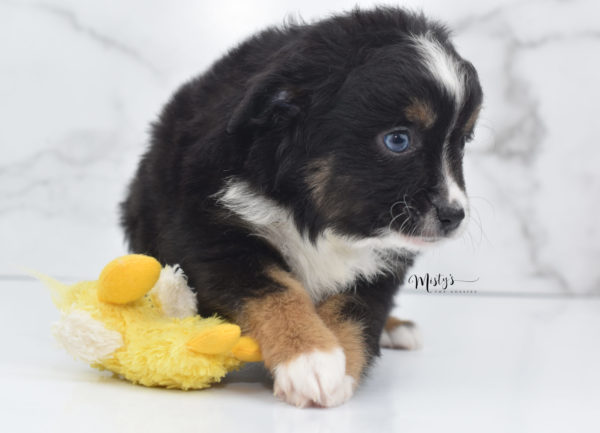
[41,254,262,390]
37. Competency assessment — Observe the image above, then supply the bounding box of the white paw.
[380,322,422,350]
[273,347,355,408]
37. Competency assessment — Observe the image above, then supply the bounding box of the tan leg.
[237,269,354,407]
[316,294,367,382]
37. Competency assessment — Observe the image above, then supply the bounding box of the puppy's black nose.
[436,203,465,233]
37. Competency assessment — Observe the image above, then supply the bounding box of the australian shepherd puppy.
[121,7,483,407]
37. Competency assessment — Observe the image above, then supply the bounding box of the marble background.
[2,0,599,295]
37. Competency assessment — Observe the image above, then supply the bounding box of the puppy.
[121,7,482,407]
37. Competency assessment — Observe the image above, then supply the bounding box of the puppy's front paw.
[380,318,422,350]
[273,347,355,408]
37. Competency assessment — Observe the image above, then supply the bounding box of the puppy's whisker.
[469,195,495,215]
[468,203,491,247]
[388,211,407,232]
[464,227,476,253]
[402,195,412,220]
[388,193,421,234]
[469,212,484,248]
[389,200,406,218]
[396,215,412,234]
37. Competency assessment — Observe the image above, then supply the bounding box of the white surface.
[1,279,598,433]
[1,0,600,295]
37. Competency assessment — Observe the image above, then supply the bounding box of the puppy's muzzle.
[435,202,465,234]
[429,194,466,236]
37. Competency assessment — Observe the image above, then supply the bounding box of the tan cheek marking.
[317,295,366,381]
[464,105,482,134]
[404,99,436,129]
[305,157,333,209]
[238,269,338,369]
[306,158,367,223]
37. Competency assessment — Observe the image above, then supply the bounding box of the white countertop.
[3,279,598,433]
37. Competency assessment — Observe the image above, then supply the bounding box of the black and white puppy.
[121,7,482,407]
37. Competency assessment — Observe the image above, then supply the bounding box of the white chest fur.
[217,180,420,302]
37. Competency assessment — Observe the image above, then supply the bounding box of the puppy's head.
[228,8,483,251]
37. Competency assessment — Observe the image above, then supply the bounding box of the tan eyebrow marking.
[404,98,436,129]
[464,105,482,133]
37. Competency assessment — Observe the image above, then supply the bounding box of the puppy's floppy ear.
[226,72,303,134]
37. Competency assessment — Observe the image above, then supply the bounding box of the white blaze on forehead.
[411,32,465,108]
[412,30,468,203]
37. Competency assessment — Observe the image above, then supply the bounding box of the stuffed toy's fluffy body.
[42,255,261,390]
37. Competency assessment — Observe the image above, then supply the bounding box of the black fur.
[121,7,482,372]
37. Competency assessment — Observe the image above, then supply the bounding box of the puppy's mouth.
[395,233,443,248]
[387,206,468,249]
[385,195,468,249]
[408,235,442,244]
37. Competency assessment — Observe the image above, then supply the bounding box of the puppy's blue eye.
[383,130,410,153]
